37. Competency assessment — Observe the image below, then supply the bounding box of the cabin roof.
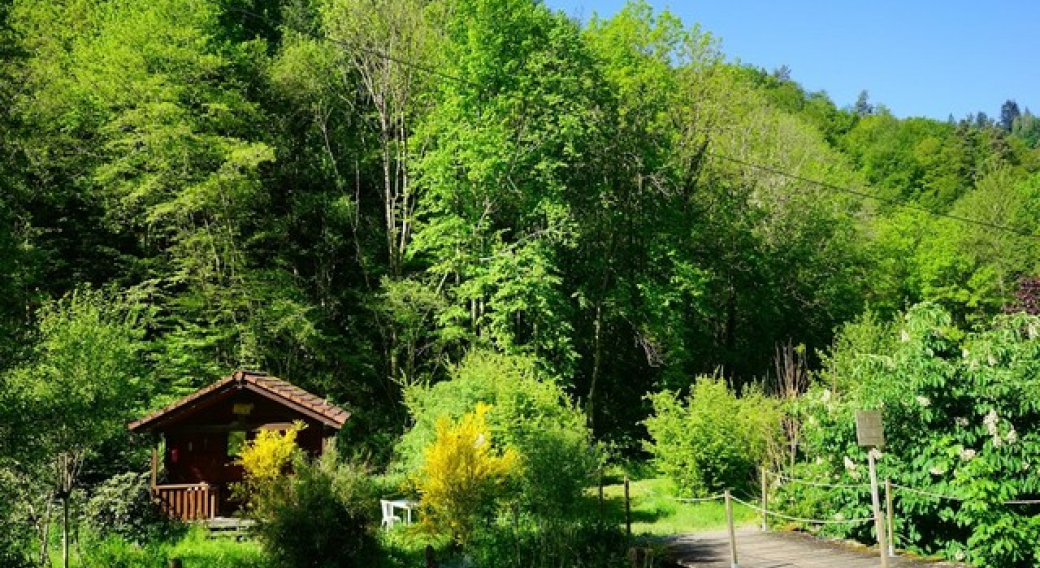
[129,370,350,432]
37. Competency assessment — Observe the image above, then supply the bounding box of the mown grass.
[593,474,759,536]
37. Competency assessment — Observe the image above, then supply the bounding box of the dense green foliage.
[2,0,1040,564]
[777,305,1040,568]
[398,350,601,528]
[249,451,379,568]
[81,472,170,544]
[645,377,781,497]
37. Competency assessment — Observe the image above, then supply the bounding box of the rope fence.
[671,493,726,504]
[729,494,874,525]
[889,482,964,502]
[776,474,1040,506]
[657,469,1040,568]
[767,470,872,490]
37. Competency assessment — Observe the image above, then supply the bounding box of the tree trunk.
[586,304,602,432]
[37,497,53,567]
[62,494,69,568]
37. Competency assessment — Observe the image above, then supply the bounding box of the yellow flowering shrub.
[237,422,305,482]
[414,403,517,544]
[234,422,306,516]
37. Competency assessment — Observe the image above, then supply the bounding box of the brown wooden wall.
[160,389,333,514]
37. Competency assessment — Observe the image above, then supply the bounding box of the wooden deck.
[153,483,218,520]
[666,529,971,568]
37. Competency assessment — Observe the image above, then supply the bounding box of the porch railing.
[153,483,219,520]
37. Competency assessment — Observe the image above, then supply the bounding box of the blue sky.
[544,0,1038,120]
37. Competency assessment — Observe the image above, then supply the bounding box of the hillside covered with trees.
[2,0,1040,566]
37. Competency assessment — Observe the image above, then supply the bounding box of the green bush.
[464,522,630,568]
[783,304,1040,568]
[82,472,171,542]
[644,376,781,497]
[0,469,32,568]
[396,349,602,529]
[249,449,379,568]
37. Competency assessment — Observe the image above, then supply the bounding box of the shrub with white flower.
[984,409,999,436]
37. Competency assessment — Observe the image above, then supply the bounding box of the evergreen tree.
[1000,99,1021,131]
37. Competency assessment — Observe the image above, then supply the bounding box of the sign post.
[856,410,889,568]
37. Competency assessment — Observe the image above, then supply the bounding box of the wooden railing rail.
[153,483,219,520]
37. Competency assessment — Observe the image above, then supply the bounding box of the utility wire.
[226,7,481,89]
[706,151,1040,240]
[235,7,1038,242]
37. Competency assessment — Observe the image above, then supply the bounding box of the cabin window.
[227,430,247,458]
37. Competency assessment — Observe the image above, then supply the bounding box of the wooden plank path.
[666,528,971,568]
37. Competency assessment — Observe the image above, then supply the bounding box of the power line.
[226,7,480,89]
[225,9,1037,243]
[706,151,1040,240]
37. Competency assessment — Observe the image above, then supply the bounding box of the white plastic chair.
[380,499,401,529]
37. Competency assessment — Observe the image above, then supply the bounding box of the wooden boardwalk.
[666,528,970,568]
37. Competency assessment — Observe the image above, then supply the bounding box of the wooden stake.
[725,490,739,568]
[598,469,604,523]
[868,450,889,568]
[760,468,768,532]
[624,475,631,543]
[885,478,895,557]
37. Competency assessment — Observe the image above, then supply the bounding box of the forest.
[2,0,1040,566]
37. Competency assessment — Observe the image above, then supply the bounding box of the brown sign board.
[855,410,885,448]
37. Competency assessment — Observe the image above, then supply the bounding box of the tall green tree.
[913,168,1040,323]
[4,288,147,568]
[411,0,606,377]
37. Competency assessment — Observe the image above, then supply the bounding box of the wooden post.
[868,450,889,568]
[150,442,158,489]
[885,478,895,557]
[424,545,438,568]
[725,490,739,568]
[598,469,604,523]
[624,475,631,543]
[760,468,768,532]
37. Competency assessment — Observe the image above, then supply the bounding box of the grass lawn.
[596,476,759,536]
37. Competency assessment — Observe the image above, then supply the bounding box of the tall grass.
[56,526,267,568]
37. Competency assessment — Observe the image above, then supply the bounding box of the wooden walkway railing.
[153,483,218,520]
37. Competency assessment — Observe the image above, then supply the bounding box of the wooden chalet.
[129,370,350,521]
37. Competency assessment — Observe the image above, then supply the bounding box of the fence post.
[760,468,768,532]
[725,490,739,568]
[885,478,895,557]
[598,469,604,524]
[867,450,889,568]
[624,475,631,544]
